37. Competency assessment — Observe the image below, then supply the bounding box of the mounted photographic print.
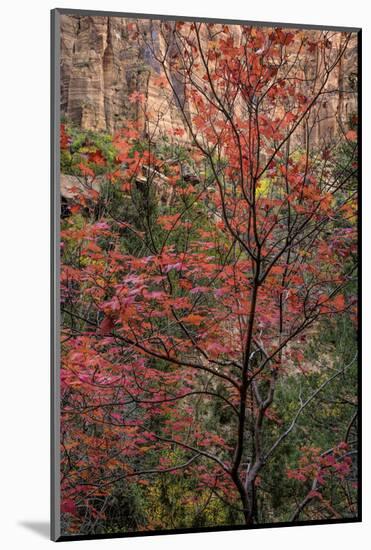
[51,8,361,541]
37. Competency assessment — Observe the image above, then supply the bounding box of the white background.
[0,0,368,547]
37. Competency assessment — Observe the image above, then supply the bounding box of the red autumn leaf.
[332,294,345,310]
[129,91,145,103]
[283,112,296,125]
[182,313,204,325]
[61,499,77,515]
[60,124,70,149]
[158,214,181,231]
[345,129,357,141]
[99,316,115,335]
[287,469,307,481]
[172,127,185,137]
[77,162,95,177]
[89,150,106,166]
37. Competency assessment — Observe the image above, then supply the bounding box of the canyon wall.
[60,15,357,142]
[60,15,187,134]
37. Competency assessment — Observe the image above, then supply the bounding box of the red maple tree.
[60,22,358,531]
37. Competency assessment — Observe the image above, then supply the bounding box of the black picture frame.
[51,8,362,542]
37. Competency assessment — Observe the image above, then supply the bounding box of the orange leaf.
[182,313,204,325]
[345,130,357,141]
[333,294,345,310]
[78,162,95,177]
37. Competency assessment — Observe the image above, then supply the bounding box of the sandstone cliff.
[61,15,187,134]
[60,15,357,142]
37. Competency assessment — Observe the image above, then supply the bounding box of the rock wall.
[61,15,145,132]
[61,15,186,134]
[60,15,357,142]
